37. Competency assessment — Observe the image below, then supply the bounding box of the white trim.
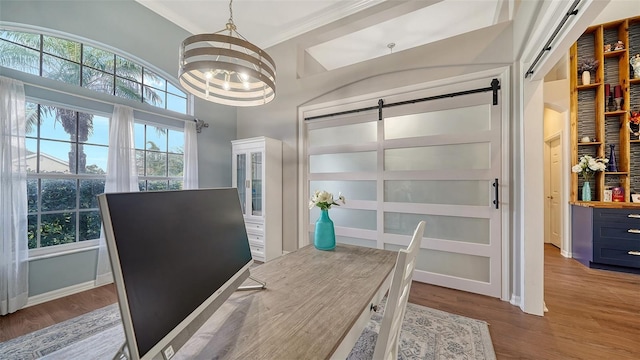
[510,294,521,307]
[544,131,563,252]
[25,280,97,308]
[29,242,99,260]
[560,249,572,258]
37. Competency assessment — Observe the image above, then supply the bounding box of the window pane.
[0,40,40,75]
[146,151,167,176]
[144,86,165,108]
[167,82,185,96]
[309,152,377,173]
[28,215,38,249]
[385,180,490,206]
[385,143,491,171]
[169,180,183,190]
[82,45,114,73]
[143,69,165,89]
[309,122,377,147]
[146,126,167,151]
[310,207,376,230]
[147,180,168,191]
[25,103,39,136]
[168,129,184,153]
[27,179,38,213]
[40,105,71,142]
[81,144,108,174]
[40,212,76,247]
[85,115,109,145]
[42,54,80,85]
[384,104,491,139]
[166,93,187,113]
[79,211,101,241]
[40,139,73,173]
[168,154,183,176]
[0,30,40,49]
[79,179,105,209]
[82,68,114,94]
[335,235,376,248]
[136,150,145,175]
[309,180,376,201]
[116,77,142,101]
[41,179,77,211]
[115,56,142,81]
[384,212,490,245]
[26,138,37,173]
[138,180,146,191]
[134,123,145,149]
[42,36,81,62]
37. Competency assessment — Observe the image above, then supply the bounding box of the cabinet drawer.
[250,244,265,261]
[245,221,265,233]
[593,238,640,268]
[593,208,640,226]
[247,232,264,245]
[594,222,640,242]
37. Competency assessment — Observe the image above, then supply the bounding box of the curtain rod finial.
[194,119,209,133]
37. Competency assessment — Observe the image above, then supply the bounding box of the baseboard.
[26,280,97,308]
[509,294,521,307]
[560,249,572,258]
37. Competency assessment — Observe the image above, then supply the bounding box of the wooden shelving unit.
[571,16,640,203]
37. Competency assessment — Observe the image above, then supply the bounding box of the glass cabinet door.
[236,153,247,215]
[250,151,262,216]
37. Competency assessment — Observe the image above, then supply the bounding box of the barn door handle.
[628,214,640,218]
[492,178,499,209]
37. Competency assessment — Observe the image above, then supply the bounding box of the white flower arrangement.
[571,155,608,181]
[309,190,345,211]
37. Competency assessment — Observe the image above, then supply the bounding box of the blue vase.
[314,209,336,251]
[582,181,591,201]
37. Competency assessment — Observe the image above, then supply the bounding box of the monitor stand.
[237,275,266,291]
[112,342,129,360]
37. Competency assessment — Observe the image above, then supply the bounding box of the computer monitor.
[97,188,253,360]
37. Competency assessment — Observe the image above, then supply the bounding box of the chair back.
[372,220,426,360]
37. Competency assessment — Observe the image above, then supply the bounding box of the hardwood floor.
[1,244,639,359]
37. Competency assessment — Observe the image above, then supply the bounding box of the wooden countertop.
[174,244,397,360]
[570,201,640,208]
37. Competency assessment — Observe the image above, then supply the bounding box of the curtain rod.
[525,0,582,78]
[305,79,500,122]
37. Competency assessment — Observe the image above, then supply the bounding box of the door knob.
[546,196,553,199]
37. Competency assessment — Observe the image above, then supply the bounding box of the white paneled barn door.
[302,77,505,298]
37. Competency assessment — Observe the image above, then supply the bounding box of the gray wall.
[236,2,517,252]
[1,0,237,296]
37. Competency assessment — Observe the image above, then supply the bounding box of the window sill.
[28,239,100,261]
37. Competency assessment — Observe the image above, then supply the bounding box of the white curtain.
[183,120,199,189]
[95,105,139,286]
[0,76,29,315]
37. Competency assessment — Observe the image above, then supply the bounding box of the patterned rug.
[0,301,495,359]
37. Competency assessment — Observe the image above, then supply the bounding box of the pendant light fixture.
[178,0,276,107]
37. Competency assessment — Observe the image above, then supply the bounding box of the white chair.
[372,220,426,360]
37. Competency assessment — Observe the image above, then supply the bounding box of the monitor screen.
[97,188,253,360]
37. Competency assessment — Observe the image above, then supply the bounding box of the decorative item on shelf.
[604,83,610,102]
[572,155,608,201]
[629,110,640,139]
[309,190,345,251]
[612,186,625,202]
[614,40,625,50]
[580,136,591,143]
[608,144,618,172]
[632,193,640,202]
[604,187,613,202]
[614,85,623,110]
[631,54,640,79]
[608,95,616,112]
[578,58,598,85]
[604,44,612,52]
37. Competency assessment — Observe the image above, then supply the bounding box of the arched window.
[0,29,188,114]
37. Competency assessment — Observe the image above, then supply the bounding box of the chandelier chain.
[229,0,234,24]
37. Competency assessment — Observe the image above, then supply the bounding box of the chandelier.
[178,0,276,107]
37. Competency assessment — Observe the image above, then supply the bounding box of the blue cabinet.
[571,205,640,273]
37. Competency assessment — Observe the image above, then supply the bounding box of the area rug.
[0,301,495,360]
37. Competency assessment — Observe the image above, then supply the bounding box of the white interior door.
[305,87,503,298]
[549,137,562,248]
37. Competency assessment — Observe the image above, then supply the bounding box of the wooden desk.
[173,244,397,360]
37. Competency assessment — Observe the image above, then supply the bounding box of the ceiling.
[136,0,512,71]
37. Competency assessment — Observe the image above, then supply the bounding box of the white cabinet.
[232,137,282,262]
